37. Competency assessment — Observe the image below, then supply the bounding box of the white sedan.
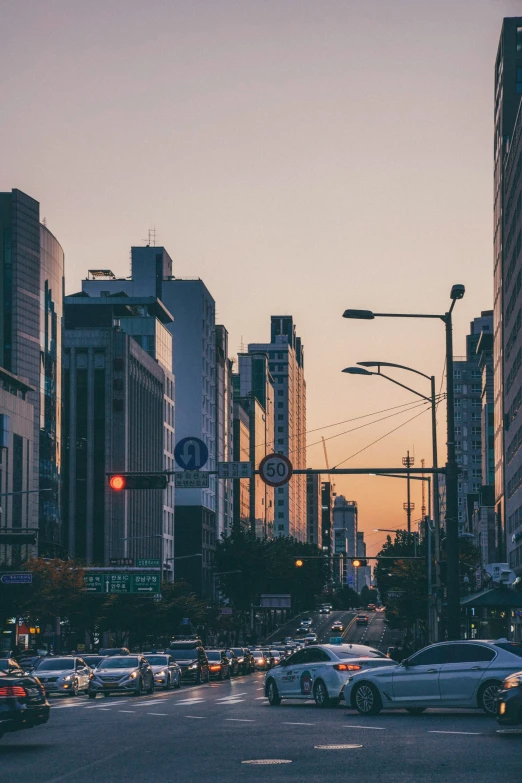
[342,639,522,717]
[264,644,396,708]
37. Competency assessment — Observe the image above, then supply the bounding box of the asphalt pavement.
[265,609,357,645]
[2,666,520,783]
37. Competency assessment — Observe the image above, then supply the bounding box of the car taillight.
[333,664,361,672]
[209,665,221,671]
[0,685,27,698]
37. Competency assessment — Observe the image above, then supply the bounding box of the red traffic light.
[109,475,126,491]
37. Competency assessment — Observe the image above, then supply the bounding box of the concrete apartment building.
[0,188,64,556]
[493,19,522,571]
[62,293,175,576]
[249,317,306,540]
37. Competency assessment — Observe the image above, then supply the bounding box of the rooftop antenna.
[143,227,157,247]
[239,335,247,352]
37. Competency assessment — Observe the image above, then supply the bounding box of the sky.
[2,0,521,554]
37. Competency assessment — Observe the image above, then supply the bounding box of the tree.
[360,584,378,607]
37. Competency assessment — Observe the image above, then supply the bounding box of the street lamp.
[343,359,441,640]
[342,284,465,640]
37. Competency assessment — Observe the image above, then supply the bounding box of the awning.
[460,588,522,608]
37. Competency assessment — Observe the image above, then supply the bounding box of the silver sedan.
[32,657,91,696]
[143,654,181,689]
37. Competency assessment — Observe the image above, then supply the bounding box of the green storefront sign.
[136,558,161,568]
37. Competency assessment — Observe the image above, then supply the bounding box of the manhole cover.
[315,744,363,750]
[242,760,292,765]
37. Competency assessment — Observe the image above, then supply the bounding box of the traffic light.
[108,474,168,490]
[0,531,37,545]
[352,558,368,567]
[295,559,304,568]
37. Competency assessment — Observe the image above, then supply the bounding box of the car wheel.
[88,692,97,699]
[406,708,426,715]
[175,674,181,689]
[266,678,282,706]
[353,682,382,716]
[166,675,171,690]
[314,679,331,708]
[136,678,144,697]
[205,669,210,683]
[478,681,502,716]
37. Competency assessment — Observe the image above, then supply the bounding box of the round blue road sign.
[174,437,209,470]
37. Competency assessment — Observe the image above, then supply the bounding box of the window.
[278,402,283,408]
[278,427,284,433]
[278,390,283,396]
[278,500,284,506]
[408,646,450,666]
[455,384,462,394]
[306,648,331,663]
[286,649,307,665]
[446,644,495,664]
[278,513,284,519]
[455,426,462,437]
[517,26,522,53]
[454,370,461,380]
[278,415,284,420]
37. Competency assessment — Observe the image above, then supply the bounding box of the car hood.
[95,668,138,676]
[173,658,197,666]
[35,669,76,677]
[151,664,172,673]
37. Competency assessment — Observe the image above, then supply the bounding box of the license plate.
[103,684,113,688]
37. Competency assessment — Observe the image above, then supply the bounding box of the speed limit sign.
[258,453,293,487]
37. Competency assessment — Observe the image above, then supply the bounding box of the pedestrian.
[11,643,22,661]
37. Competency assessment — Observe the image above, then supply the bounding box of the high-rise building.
[356,531,371,592]
[321,481,334,580]
[232,400,251,532]
[249,316,306,540]
[306,474,322,546]
[0,189,64,555]
[62,292,175,575]
[333,496,358,588]
[215,326,234,539]
[449,313,493,536]
[493,19,522,570]
[82,246,232,595]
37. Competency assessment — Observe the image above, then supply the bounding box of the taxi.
[264,644,396,708]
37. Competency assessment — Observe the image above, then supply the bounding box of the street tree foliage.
[214,529,327,610]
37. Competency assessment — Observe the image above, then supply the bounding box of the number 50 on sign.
[258,454,293,487]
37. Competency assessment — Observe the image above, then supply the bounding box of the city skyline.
[3,1,522,554]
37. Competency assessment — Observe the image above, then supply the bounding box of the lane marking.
[428,731,482,736]
[185,715,206,719]
[343,725,386,730]
[257,688,264,691]
[282,722,315,726]
[315,744,363,750]
[225,718,255,722]
[255,697,266,700]
[119,710,136,713]
[147,712,168,716]
[242,760,292,765]
[97,708,112,711]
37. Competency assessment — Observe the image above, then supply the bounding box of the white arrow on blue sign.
[1,573,32,584]
[174,437,209,470]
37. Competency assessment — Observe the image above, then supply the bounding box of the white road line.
[225,718,255,722]
[256,688,264,691]
[427,731,482,736]
[173,699,205,706]
[97,708,112,711]
[343,725,386,730]
[119,710,136,713]
[185,715,206,719]
[255,697,266,700]
[282,722,315,726]
[215,699,245,704]
[147,712,168,716]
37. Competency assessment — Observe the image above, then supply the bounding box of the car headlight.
[504,676,521,689]
[129,671,138,679]
[156,670,166,677]
[188,663,198,670]
[63,674,75,681]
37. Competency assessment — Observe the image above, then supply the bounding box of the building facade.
[62,294,175,576]
[306,473,322,546]
[493,18,522,569]
[0,189,64,554]
[249,316,306,540]
[232,400,251,532]
[0,368,36,564]
[333,496,358,589]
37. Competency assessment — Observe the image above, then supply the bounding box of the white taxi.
[264,644,396,707]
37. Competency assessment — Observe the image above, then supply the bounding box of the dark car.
[231,647,254,675]
[0,659,24,676]
[497,669,522,727]
[0,670,50,741]
[206,650,231,680]
[82,655,104,669]
[356,615,369,626]
[223,649,240,677]
[88,655,154,697]
[98,648,130,657]
[167,642,209,684]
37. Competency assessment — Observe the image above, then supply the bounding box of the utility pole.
[402,452,414,532]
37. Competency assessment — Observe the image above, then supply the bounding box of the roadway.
[2,667,518,783]
[265,609,357,646]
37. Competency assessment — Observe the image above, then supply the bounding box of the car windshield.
[206,652,222,661]
[495,642,522,658]
[99,657,139,669]
[145,656,168,665]
[231,649,244,656]
[170,650,198,659]
[83,657,103,666]
[35,659,75,671]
